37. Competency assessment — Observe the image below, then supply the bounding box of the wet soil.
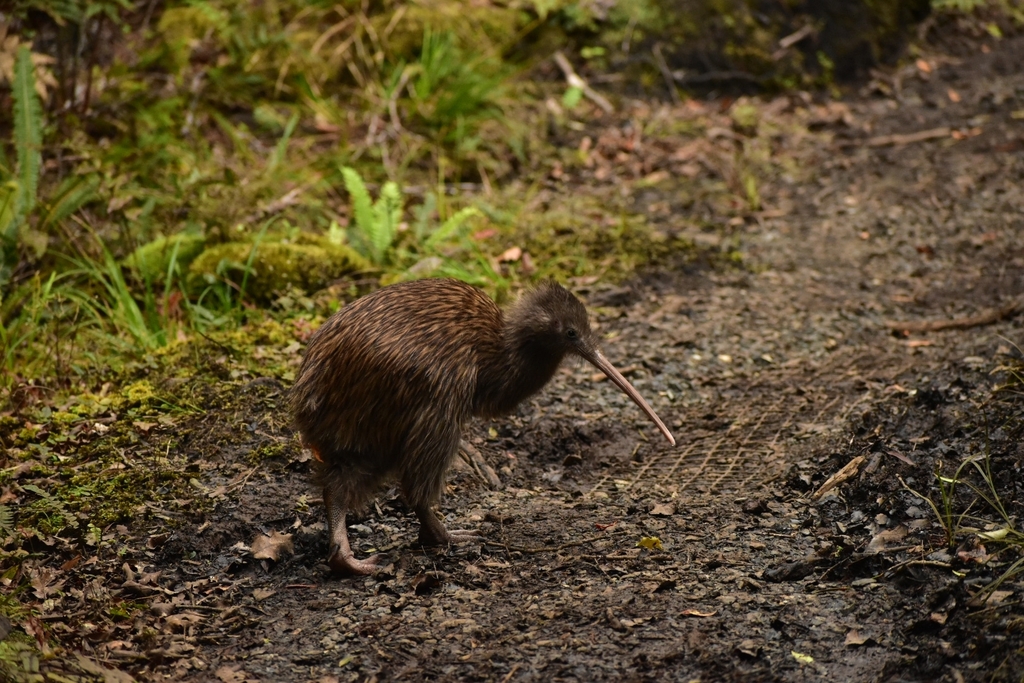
[12,28,1024,683]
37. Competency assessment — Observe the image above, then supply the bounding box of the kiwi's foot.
[327,542,380,576]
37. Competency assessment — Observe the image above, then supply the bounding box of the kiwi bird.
[291,278,674,575]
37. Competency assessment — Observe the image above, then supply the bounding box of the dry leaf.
[791,650,814,664]
[845,630,870,646]
[983,590,1014,606]
[867,525,908,554]
[681,609,717,618]
[412,571,446,595]
[165,613,204,631]
[253,588,276,601]
[60,555,82,571]
[251,530,294,561]
[215,665,248,683]
[74,655,138,683]
[650,503,675,517]
[147,533,168,549]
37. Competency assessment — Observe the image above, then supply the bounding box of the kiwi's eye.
[567,328,578,340]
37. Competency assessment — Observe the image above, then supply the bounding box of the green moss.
[188,237,370,303]
[122,380,158,406]
[383,2,526,57]
[512,197,684,281]
[49,411,78,428]
[246,441,289,466]
[230,318,294,347]
[730,101,760,135]
[125,233,207,284]
[68,393,119,417]
[156,6,230,78]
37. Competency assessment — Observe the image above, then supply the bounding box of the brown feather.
[290,277,673,573]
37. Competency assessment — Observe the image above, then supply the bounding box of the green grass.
[901,442,1024,603]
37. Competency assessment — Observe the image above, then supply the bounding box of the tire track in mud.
[582,348,884,500]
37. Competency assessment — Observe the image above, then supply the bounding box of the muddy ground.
[9,27,1024,683]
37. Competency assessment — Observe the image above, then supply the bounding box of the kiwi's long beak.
[580,348,676,446]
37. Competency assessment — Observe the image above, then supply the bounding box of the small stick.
[865,127,950,147]
[651,43,679,105]
[500,663,522,683]
[885,299,1023,333]
[553,51,614,115]
[810,455,866,501]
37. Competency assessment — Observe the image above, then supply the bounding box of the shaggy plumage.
[291,278,673,574]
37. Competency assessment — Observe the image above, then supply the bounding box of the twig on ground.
[553,51,614,115]
[864,127,951,147]
[651,43,679,104]
[810,455,866,501]
[885,299,1023,333]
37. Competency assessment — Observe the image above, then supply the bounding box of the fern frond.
[13,46,42,219]
[326,219,345,246]
[341,166,377,261]
[413,193,438,242]
[424,207,482,250]
[0,505,12,534]
[39,175,99,231]
[371,181,403,264]
[0,181,20,288]
[0,181,19,246]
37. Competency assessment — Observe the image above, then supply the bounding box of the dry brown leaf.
[165,613,204,631]
[681,609,717,618]
[60,555,82,571]
[845,629,870,646]
[29,566,64,600]
[215,665,248,683]
[867,525,908,554]
[650,503,675,517]
[251,530,294,561]
[253,588,277,601]
[983,590,1014,605]
[75,655,138,683]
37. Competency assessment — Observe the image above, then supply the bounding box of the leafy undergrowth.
[0,322,307,681]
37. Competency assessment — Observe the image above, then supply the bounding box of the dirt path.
[27,33,1024,683]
